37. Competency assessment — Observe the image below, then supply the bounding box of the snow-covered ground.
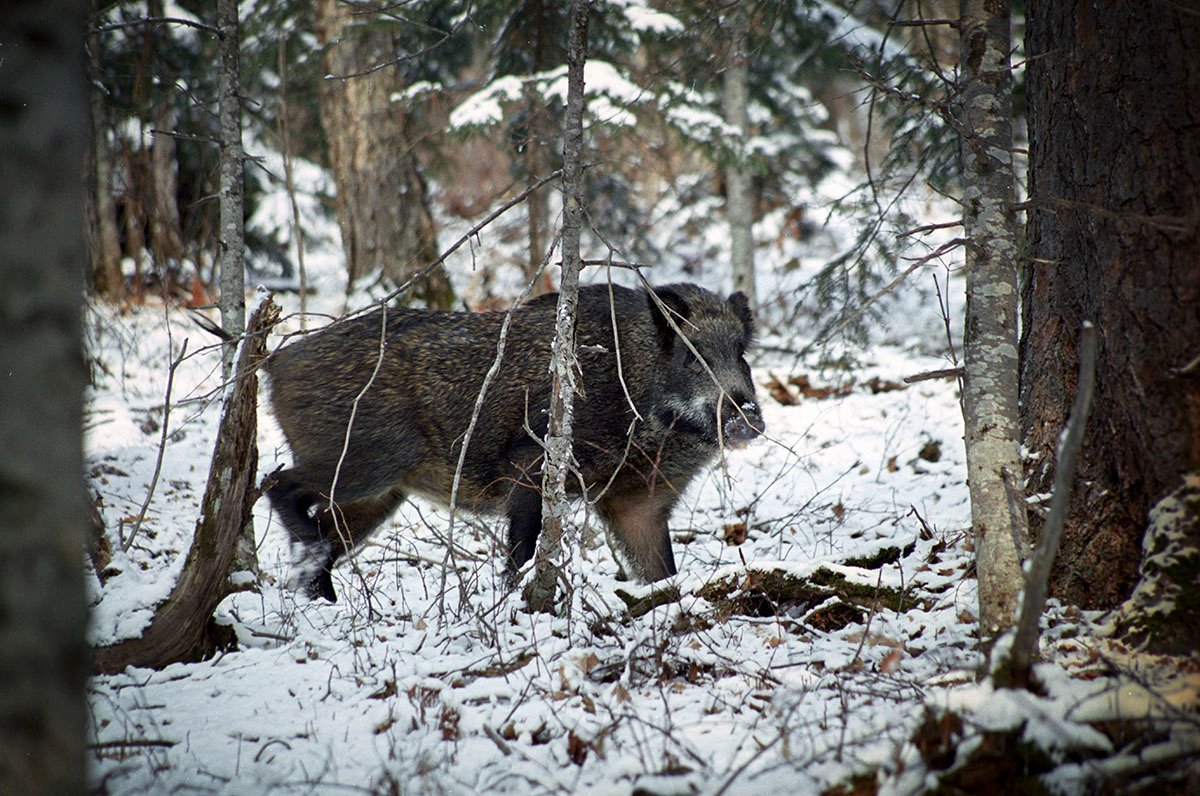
[84,158,1193,795]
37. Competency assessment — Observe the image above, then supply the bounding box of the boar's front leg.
[504,483,542,586]
[597,491,678,582]
[267,467,405,602]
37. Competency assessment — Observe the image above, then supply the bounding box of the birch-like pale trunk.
[721,6,756,308]
[217,0,245,383]
[958,0,1027,647]
[216,0,256,575]
[525,0,589,613]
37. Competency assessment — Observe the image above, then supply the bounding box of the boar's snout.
[722,398,764,447]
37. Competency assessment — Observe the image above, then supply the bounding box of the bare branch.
[91,16,221,37]
[903,366,963,384]
[1005,322,1099,688]
[124,339,188,552]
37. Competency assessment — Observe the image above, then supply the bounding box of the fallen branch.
[615,585,683,618]
[1002,322,1098,688]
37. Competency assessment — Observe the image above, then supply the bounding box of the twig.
[482,725,512,756]
[89,738,177,750]
[888,18,958,29]
[375,168,564,309]
[898,219,963,239]
[91,16,221,37]
[325,307,388,619]
[932,270,965,400]
[124,339,188,552]
[441,235,559,614]
[819,238,966,345]
[1005,322,1099,688]
[903,366,962,384]
[849,566,887,669]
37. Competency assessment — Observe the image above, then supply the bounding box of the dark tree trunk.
[0,2,89,792]
[315,0,453,307]
[1021,1,1200,610]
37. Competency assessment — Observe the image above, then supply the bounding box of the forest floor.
[84,159,1197,795]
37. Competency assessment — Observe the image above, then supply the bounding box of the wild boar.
[265,282,763,601]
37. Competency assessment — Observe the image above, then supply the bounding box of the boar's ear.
[727,291,755,344]
[648,287,690,352]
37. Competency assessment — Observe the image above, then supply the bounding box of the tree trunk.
[525,0,589,613]
[521,0,553,294]
[84,5,124,299]
[315,0,452,307]
[148,101,185,268]
[722,6,756,308]
[146,0,185,272]
[1021,1,1200,610]
[0,2,89,792]
[216,0,257,575]
[957,0,1027,646]
[218,0,246,383]
[94,298,278,675]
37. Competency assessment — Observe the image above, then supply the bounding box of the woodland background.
[0,1,1197,794]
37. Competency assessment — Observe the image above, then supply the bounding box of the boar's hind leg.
[597,492,678,582]
[503,484,542,586]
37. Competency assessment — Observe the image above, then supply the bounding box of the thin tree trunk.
[146,0,184,272]
[0,1,89,791]
[218,0,245,382]
[149,101,185,268]
[722,6,756,308]
[216,0,256,575]
[315,0,452,307]
[1021,1,1200,612]
[525,0,589,613]
[277,33,308,329]
[524,99,550,294]
[957,0,1027,647]
[84,4,124,298]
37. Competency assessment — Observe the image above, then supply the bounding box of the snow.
[84,128,1196,796]
[448,62,648,131]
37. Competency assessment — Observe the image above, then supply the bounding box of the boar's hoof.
[306,569,338,603]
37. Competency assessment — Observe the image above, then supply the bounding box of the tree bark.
[215,0,257,574]
[146,0,185,271]
[93,298,277,675]
[1021,1,1200,610]
[0,2,89,791]
[525,0,589,613]
[958,0,1027,645]
[315,0,453,307]
[148,101,186,268]
[520,0,554,294]
[722,6,756,308]
[84,3,124,298]
[217,0,245,383]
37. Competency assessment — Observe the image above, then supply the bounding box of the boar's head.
[649,284,764,448]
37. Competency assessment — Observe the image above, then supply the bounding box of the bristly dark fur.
[265,283,764,601]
